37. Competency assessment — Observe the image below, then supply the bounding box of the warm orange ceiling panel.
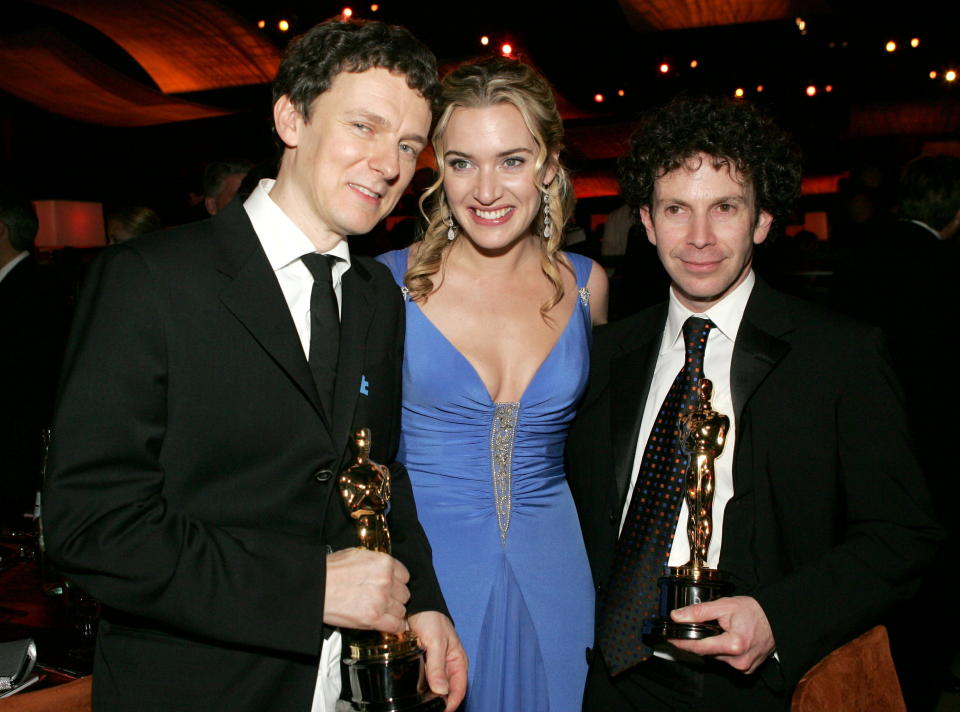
[0,27,232,126]
[616,0,825,31]
[30,0,280,94]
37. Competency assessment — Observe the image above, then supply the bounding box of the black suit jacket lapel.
[726,276,794,566]
[330,259,374,466]
[730,279,793,427]
[213,203,334,444]
[610,304,667,508]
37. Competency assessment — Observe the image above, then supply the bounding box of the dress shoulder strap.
[373,247,409,288]
[563,251,594,310]
[564,251,592,289]
[561,252,594,340]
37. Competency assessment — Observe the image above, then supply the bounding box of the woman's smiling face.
[442,103,556,253]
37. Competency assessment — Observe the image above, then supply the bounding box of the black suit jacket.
[567,278,941,692]
[43,202,445,711]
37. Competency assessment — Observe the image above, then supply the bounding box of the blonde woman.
[377,57,607,711]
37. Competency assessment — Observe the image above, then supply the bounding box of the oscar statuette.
[335,428,444,712]
[644,379,735,640]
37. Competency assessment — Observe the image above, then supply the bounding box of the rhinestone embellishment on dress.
[399,285,410,301]
[578,287,591,307]
[490,402,520,545]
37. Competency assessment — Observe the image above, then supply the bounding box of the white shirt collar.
[243,178,351,270]
[0,251,29,284]
[907,219,943,240]
[663,270,755,351]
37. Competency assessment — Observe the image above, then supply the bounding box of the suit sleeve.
[43,245,330,657]
[751,327,942,687]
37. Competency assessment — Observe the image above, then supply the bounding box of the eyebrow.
[444,147,534,159]
[349,110,427,146]
[656,194,746,206]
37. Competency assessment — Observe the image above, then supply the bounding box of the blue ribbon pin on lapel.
[360,375,369,396]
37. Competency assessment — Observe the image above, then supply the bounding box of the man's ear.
[273,95,302,149]
[639,206,657,246]
[753,210,774,245]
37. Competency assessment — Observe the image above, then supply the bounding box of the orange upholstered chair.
[0,676,91,712]
[791,626,905,712]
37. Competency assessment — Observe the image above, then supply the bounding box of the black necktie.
[301,253,341,416]
[597,316,714,675]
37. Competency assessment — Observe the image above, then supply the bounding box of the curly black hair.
[619,96,801,225]
[272,19,439,121]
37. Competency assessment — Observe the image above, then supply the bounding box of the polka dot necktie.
[597,316,714,676]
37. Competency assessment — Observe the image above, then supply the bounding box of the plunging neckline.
[410,298,580,405]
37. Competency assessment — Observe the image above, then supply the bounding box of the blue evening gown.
[376,248,595,712]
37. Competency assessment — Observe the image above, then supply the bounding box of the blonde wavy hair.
[405,57,575,316]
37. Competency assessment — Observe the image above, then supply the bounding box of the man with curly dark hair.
[567,96,940,710]
[44,19,465,712]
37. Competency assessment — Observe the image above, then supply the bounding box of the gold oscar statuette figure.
[336,428,443,712]
[644,379,735,641]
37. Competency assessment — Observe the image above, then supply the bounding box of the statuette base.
[339,636,444,712]
[643,566,733,641]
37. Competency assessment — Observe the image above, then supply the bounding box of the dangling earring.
[445,215,458,241]
[542,197,552,239]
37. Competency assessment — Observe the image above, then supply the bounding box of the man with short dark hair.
[832,153,960,709]
[0,193,54,529]
[44,20,465,712]
[203,159,254,215]
[567,97,940,710]
[0,194,39,256]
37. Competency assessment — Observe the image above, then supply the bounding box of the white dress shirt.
[243,178,349,712]
[244,178,351,357]
[620,272,755,659]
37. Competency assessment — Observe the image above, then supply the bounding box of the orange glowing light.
[594,93,604,103]
[370,3,379,10]
[930,70,938,79]
[659,63,669,74]
[257,19,265,28]
[618,89,625,97]
[947,70,958,82]
[734,88,744,98]
[910,37,919,48]
[825,84,833,92]
[690,60,698,68]
[501,43,512,56]
[806,85,817,96]
[343,7,353,17]
[33,201,106,249]
[480,36,489,46]
[885,40,896,52]
[756,85,764,92]
[278,19,289,31]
